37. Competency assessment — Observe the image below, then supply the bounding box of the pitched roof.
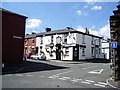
[25,29,102,39]
[1,8,27,18]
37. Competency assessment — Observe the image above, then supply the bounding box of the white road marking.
[88,69,104,74]
[75,78,82,81]
[53,71,72,76]
[94,83,105,87]
[81,81,90,84]
[48,75,59,79]
[26,75,34,77]
[15,74,23,76]
[85,80,94,83]
[103,64,109,66]
[59,77,70,80]
[71,78,82,82]
[82,66,97,69]
[106,78,118,89]
[71,80,78,82]
[98,82,107,85]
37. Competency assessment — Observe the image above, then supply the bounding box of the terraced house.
[25,27,105,61]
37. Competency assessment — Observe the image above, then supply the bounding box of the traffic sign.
[111,42,117,48]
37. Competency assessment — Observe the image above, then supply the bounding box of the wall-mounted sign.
[13,36,23,39]
[111,42,117,48]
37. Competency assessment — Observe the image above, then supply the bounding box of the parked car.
[24,53,32,58]
[31,53,46,60]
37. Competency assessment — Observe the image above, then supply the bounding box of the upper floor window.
[64,33,69,38]
[40,37,43,44]
[99,39,101,46]
[82,34,85,44]
[64,38,67,44]
[91,37,94,45]
[91,47,94,57]
[32,39,35,44]
[51,36,53,43]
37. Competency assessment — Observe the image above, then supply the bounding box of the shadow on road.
[86,59,111,63]
[2,60,69,75]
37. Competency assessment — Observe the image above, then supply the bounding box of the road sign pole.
[113,49,116,80]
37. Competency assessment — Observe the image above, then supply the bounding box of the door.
[73,46,79,60]
[56,44,61,60]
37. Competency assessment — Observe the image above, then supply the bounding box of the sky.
[1,1,119,39]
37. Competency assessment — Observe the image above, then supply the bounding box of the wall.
[2,11,27,66]
[24,38,36,54]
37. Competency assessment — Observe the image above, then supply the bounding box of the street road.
[2,59,115,89]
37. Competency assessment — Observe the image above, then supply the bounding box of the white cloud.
[26,19,42,28]
[76,10,88,16]
[76,25,86,33]
[76,24,110,38]
[89,29,99,36]
[91,5,102,10]
[90,26,95,29]
[99,24,110,38]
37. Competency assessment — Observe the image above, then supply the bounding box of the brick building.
[2,8,27,66]
[24,33,37,54]
[110,4,120,80]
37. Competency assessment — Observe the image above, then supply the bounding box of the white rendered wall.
[62,47,73,60]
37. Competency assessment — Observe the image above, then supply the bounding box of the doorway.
[73,45,79,61]
[56,44,61,60]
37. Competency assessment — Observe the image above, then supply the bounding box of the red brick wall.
[2,11,27,66]
[24,38,36,54]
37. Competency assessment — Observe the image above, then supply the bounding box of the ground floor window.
[91,47,94,57]
[82,48,85,56]
[65,47,69,56]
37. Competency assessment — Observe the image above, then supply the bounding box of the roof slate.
[25,29,102,39]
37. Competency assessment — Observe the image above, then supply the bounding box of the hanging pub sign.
[56,36,61,44]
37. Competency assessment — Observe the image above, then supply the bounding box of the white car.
[31,54,41,60]
[31,53,46,60]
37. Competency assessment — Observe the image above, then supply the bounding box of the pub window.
[99,39,101,46]
[64,38,67,44]
[82,34,85,44]
[91,37,94,45]
[32,39,35,44]
[82,48,85,56]
[40,37,43,44]
[65,48,69,56]
[91,47,94,57]
[51,36,53,43]
[64,33,69,38]
[99,48,101,54]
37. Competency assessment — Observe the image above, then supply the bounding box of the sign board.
[111,42,117,48]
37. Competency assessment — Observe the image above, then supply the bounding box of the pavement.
[2,59,120,89]
[107,78,120,89]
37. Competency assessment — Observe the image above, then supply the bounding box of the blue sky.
[2,1,119,38]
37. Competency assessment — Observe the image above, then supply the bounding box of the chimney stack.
[45,27,51,32]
